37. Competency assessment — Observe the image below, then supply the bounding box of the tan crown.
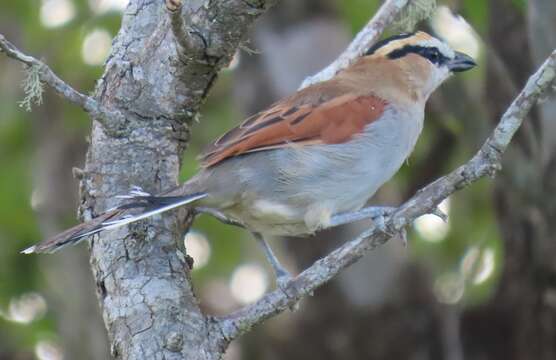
[371,31,435,57]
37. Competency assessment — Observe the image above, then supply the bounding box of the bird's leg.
[329,204,447,228]
[193,207,246,228]
[252,232,293,290]
[330,206,397,245]
[194,207,293,289]
[328,206,396,228]
[330,205,448,248]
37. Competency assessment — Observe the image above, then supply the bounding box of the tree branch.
[300,0,410,88]
[214,47,556,344]
[0,34,89,107]
[0,34,126,135]
[165,0,205,59]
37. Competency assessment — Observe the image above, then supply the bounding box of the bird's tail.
[22,187,207,254]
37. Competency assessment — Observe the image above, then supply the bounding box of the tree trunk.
[79,1,272,358]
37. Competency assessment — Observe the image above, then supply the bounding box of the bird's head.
[362,31,476,100]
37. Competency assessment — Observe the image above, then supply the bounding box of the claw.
[370,212,409,247]
[372,214,391,235]
[275,271,299,311]
[276,271,293,292]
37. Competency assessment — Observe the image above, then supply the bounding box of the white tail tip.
[21,245,36,254]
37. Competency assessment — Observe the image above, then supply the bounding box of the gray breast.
[269,106,424,212]
[199,105,424,235]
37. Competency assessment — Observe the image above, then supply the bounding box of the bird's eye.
[427,49,441,63]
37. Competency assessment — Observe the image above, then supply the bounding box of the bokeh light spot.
[230,263,268,304]
[434,272,465,304]
[432,6,481,59]
[461,246,496,285]
[6,292,47,324]
[184,230,211,270]
[415,198,450,242]
[89,0,128,14]
[40,0,76,28]
[35,340,64,360]
[82,29,112,66]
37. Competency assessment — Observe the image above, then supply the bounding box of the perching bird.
[23,32,475,285]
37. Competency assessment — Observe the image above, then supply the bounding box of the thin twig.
[300,0,410,88]
[214,49,556,344]
[0,34,95,111]
[165,0,205,58]
[0,34,126,135]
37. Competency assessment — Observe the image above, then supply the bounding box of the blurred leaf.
[337,0,381,34]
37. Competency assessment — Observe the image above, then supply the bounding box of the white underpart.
[415,38,455,99]
[253,199,298,220]
[304,202,334,232]
[423,65,451,99]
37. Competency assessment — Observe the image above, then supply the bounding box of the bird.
[22,31,476,286]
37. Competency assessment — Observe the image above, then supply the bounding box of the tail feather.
[22,190,207,254]
[101,193,207,229]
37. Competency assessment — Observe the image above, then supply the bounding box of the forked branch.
[165,0,205,58]
[0,34,125,134]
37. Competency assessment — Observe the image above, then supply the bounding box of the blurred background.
[1,0,555,359]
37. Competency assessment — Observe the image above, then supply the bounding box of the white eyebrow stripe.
[417,39,455,58]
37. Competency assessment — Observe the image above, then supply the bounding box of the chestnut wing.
[200,91,387,168]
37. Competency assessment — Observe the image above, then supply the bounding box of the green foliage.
[461,0,489,35]
[338,0,381,34]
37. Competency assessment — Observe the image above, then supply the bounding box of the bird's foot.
[329,206,396,228]
[368,211,407,246]
[274,266,294,293]
[251,232,296,294]
[274,266,300,311]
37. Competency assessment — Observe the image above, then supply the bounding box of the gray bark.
[79,1,273,358]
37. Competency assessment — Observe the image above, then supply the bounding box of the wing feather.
[200,87,388,168]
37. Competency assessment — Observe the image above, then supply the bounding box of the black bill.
[448,51,477,72]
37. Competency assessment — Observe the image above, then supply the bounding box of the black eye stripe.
[387,45,450,65]
[364,33,416,56]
